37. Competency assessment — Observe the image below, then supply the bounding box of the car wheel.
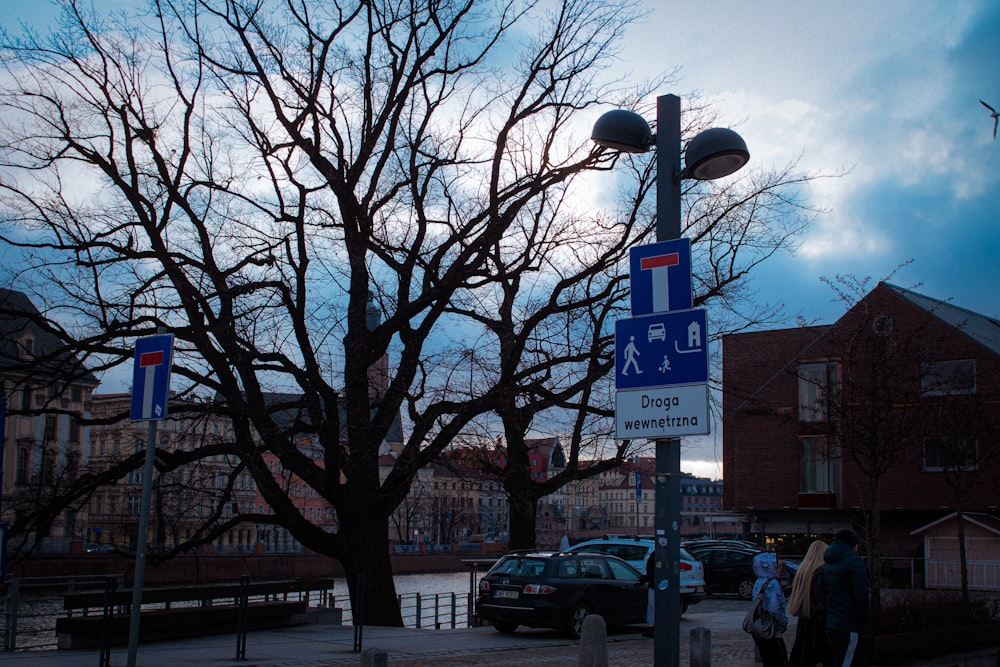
[568,602,591,638]
[493,620,518,634]
[737,578,755,600]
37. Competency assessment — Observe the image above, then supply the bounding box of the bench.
[56,578,337,649]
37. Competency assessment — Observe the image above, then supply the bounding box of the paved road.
[1,597,995,666]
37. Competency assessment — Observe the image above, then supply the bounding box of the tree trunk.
[507,486,539,550]
[868,476,883,621]
[957,505,970,605]
[341,513,403,626]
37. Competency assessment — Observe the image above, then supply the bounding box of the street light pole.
[592,92,748,667]
[654,92,683,667]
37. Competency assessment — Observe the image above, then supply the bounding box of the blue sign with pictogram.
[615,309,708,390]
[630,239,692,316]
[635,471,642,501]
[130,334,175,421]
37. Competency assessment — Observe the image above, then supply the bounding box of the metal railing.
[922,559,1000,591]
[332,590,475,629]
[0,575,334,652]
[2,575,123,651]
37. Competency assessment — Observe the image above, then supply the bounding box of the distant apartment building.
[1,288,99,554]
[87,393,259,552]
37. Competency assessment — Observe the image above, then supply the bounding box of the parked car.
[682,542,794,599]
[568,535,705,612]
[476,550,647,637]
[84,543,113,554]
[682,538,759,550]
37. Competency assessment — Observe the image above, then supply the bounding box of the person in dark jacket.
[643,552,655,637]
[818,529,870,667]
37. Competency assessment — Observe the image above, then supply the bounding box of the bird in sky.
[981,99,998,140]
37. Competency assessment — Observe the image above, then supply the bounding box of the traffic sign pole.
[127,331,173,667]
[653,94,682,667]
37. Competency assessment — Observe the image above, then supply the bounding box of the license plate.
[494,590,519,599]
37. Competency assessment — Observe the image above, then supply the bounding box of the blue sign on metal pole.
[630,239,692,316]
[635,471,642,501]
[130,334,175,421]
[615,309,708,390]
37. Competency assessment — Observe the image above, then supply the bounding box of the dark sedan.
[683,542,794,599]
[477,551,647,637]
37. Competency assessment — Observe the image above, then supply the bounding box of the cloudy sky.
[612,1,1000,478]
[4,1,999,479]
[628,1,1000,324]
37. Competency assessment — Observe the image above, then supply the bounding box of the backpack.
[742,578,778,640]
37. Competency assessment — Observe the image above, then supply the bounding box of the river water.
[2,570,479,651]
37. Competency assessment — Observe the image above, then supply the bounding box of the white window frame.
[798,363,837,422]
[921,359,976,396]
[923,436,979,472]
[799,435,838,493]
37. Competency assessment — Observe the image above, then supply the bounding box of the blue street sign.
[615,309,708,390]
[635,471,642,501]
[130,334,175,421]
[630,239,692,316]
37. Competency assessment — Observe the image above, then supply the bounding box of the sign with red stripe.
[130,334,174,421]
[629,239,692,315]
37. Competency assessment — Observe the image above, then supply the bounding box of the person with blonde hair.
[788,540,832,667]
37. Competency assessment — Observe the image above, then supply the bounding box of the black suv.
[477,550,647,637]
[682,541,794,599]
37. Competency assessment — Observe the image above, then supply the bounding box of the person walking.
[788,540,832,667]
[642,552,655,637]
[750,551,789,667]
[818,529,871,667]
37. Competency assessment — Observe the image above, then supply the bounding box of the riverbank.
[6,550,495,589]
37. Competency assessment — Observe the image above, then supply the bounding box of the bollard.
[236,574,250,660]
[3,577,18,653]
[360,647,388,667]
[353,573,366,652]
[577,614,608,667]
[99,576,116,667]
[690,626,711,667]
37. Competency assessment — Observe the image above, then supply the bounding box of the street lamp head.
[682,127,749,180]
[591,109,652,153]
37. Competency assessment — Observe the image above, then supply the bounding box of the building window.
[924,437,978,472]
[126,495,141,515]
[18,336,35,359]
[43,415,57,441]
[921,360,975,396]
[68,415,81,443]
[16,447,29,484]
[798,363,837,422]
[799,436,838,493]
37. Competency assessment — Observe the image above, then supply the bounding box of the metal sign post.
[126,332,174,667]
[602,91,748,667]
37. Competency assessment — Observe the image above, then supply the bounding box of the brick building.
[723,283,1000,555]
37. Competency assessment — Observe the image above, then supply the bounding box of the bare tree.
[922,347,1000,603]
[814,274,1000,617]
[812,276,928,618]
[0,0,656,624]
[449,107,827,549]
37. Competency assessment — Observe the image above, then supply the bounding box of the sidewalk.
[1,609,996,666]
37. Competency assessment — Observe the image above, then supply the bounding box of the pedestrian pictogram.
[615,309,708,390]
